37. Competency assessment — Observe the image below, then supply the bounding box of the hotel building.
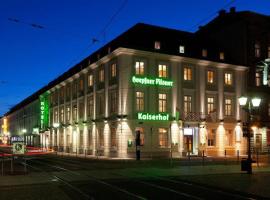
[0,16,252,158]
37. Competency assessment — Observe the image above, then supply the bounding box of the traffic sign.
[12,142,25,155]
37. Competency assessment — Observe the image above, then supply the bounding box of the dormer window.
[219,52,225,60]
[179,45,185,54]
[154,41,161,50]
[202,49,208,57]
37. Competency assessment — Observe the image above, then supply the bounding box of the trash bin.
[241,158,248,171]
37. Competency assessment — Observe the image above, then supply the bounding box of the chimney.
[230,7,236,13]
[218,9,226,16]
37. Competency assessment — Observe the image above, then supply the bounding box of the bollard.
[84,149,87,158]
[188,151,191,161]
[10,156,13,175]
[237,150,240,162]
[24,157,27,174]
[202,150,205,166]
[1,155,3,176]
[225,149,227,157]
[257,149,259,167]
[76,148,78,157]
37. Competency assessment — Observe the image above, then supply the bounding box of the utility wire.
[190,0,237,31]
[63,0,128,68]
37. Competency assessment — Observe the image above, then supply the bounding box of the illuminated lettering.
[132,76,173,87]
[137,112,169,121]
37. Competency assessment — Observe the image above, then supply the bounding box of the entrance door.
[184,135,193,153]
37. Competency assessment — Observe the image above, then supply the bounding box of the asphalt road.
[0,155,263,200]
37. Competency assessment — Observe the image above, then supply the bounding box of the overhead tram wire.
[62,0,128,69]
[189,0,237,31]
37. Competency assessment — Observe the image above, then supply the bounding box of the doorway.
[184,135,193,153]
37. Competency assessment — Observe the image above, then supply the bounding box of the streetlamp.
[238,96,261,174]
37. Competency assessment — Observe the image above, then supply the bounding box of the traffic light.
[135,130,141,146]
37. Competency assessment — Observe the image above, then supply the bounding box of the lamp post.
[238,96,261,174]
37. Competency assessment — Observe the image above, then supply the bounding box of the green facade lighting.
[39,93,49,130]
[132,76,173,87]
[137,112,170,121]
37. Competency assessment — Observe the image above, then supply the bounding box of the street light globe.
[238,96,248,106]
[53,123,60,128]
[22,129,27,133]
[251,97,261,107]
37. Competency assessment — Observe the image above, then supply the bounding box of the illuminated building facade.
[2,15,260,157]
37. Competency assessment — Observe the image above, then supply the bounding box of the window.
[66,85,71,100]
[98,128,104,147]
[79,130,83,148]
[159,128,168,148]
[79,101,84,119]
[110,63,117,78]
[72,81,78,98]
[255,42,260,57]
[73,104,77,121]
[154,41,160,49]
[225,98,232,116]
[79,78,84,92]
[135,61,144,75]
[158,64,167,78]
[184,67,192,81]
[224,72,233,85]
[66,106,70,122]
[88,129,92,148]
[110,90,117,113]
[60,88,64,102]
[202,49,207,57]
[88,74,93,87]
[219,52,225,60]
[111,127,117,148]
[268,46,270,58]
[99,68,104,82]
[207,70,214,84]
[136,127,145,146]
[54,110,58,123]
[60,108,64,123]
[256,72,261,86]
[158,93,167,112]
[208,129,216,146]
[87,96,94,118]
[184,95,192,113]
[136,92,144,111]
[179,45,185,54]
[207,97,215,114]
[225,130,233,146]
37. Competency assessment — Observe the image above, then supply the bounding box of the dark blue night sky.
[0,0,269,115]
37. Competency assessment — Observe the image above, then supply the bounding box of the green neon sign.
[39,93,49,130]
[137,112,169,121]
[132,76,173,87]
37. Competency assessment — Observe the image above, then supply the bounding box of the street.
[0,154,268,200]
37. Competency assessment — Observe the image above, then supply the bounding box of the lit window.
[54,110,58,123]
[135,61,144,75]
[98,128,104,147]
[136,92,144,111]
[225,130,233,146]
[110,90,117,113]
[184,95,192,113]
[255,42,260,57]
[208,129,216,146]
[154,41,160,49]
[179,45,185,54]
[159,128,168,148]
[207,70,214,84]
[207,97,214,114]
[111,127,117,147]
[184,67,192,81]
[158,64,167,78]
[268,46,270,58]
[219,52,225,60]
[88,129,92,148]
[88,74,93,87]
[224,72,233,85]
[202,49,207,57]
[87,96,93,118]
[256,72,261,86]
[79,78,84,92]
[60,108,64,123]
[158,93,167,112]
[99,68,104,82]
[225,98,232,116]
[111,63,117,78]
[98,94,104,115]
[79,101,84,119]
